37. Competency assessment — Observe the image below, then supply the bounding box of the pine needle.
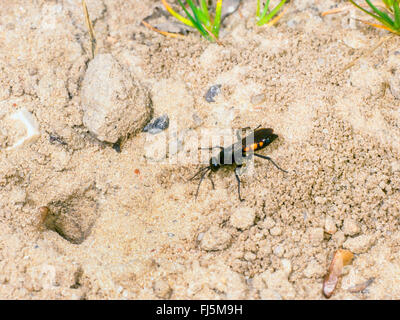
[340,34,393,73]
[82,0,96,59]
[141,20,185,39]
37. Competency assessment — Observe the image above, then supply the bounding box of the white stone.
[6,108,40,150]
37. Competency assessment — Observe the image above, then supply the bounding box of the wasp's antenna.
[189,166,210,181]
[254,154,288,173]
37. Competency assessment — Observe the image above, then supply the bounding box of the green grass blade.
[200,0,211,22]
[161,0,195,28]
[383,0,394,10]
[162,0,222,42]
[177,0,209,38]
[256,0,261,18]
[383,0,394,8]
[196,8,212,28]
[349,0,400,32]
[185,0,211,30]
[212,0,222,37]
[185,0,211,36]
[259,0,271,20]
[393,1,400,28]
[349,0,387,22]
[258,0,287,26]
[365,0,394,25]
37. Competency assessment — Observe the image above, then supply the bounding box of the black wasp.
[190,127,287,201]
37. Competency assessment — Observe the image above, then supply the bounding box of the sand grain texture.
[0,0,400,299]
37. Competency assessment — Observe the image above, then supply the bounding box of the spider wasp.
[190,127,287,201]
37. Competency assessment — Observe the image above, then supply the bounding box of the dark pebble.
[49,133,67,145]
[112,141,121,153]
[205,84,222,103]
[143,114,169,134]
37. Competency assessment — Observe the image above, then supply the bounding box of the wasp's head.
[210,156,220,172]
[259,128,279,147]
[268,132,278,144]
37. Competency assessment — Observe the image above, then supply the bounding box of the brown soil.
[1,0,400,299]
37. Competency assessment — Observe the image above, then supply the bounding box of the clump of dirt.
[1,0,400,300]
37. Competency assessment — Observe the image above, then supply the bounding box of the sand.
[0,0,400,299]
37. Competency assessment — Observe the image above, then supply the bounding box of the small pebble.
[324,216,337,235]
[263,217,276,229]
[343,235,375,254]
[273,245,284,257]
[112,141,121,153]
[49,133,67,145]
[244,252,257,261]
[270,226,282,236]
[6,108,40,150]
[303,260,325,278]
[250,93,266,105]
[197,232,205,241]
[332,231,346,246]
[230,207,255,230]
[143,114,169,134]
[38,206,50,227]
[192,113,203,126]
[343,218,360,236]
[204,84,221,103]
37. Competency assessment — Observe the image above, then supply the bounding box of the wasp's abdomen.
[243,141,265,153]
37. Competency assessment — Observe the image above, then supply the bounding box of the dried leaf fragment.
[323,249,354,298]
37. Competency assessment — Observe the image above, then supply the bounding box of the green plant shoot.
[349,0,400,34]
[161,0,223,41]
[256,0,288,26]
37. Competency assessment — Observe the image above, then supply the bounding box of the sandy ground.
[1,0,400,299]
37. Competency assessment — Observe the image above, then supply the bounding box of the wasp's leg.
[234,166,244,202]
[195,168,211,199]
[189,166,210,181]
[254,153,288,173]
